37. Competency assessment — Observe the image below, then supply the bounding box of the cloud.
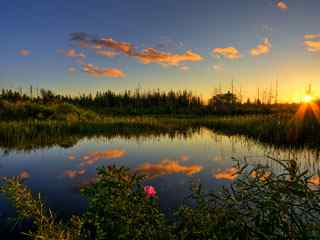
[309,176,320,185]
[68,155,77,160]
[97,38,134,55]
[303,34,320,53]
[304,34,320,40]
[95,50,119,58]
[275,1,288,10]
[19,49,30,57]
[59,49,85,59]
[213,47,240,59]
[304,41,320,53]
[19,170,30,179]
[250,38,271,56]
[70,32,203,66]
[136,159,202,178]
[80,149,127,168]
[213,167,238,180]
[70,33,133,54]
[82,64,125,78]
[64,169,86,178]
[64,149,126,179]
[134,48,203,66]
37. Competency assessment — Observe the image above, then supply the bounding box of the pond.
[0,128,320,225]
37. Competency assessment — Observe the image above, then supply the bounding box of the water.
[0,128,320,220]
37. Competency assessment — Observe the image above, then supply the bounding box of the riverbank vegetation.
[2,158,320,239]
[1,110,320,151]
[2,87,319,150]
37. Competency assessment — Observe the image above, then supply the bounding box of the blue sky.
[1,0,320,102]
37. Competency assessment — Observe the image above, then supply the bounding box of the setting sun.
[303,95,313,103]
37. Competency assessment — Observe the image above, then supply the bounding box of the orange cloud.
[250,38,271,56]
[64,149,126,179]
[80,149,127,167]
[71,33,133,54]
[97,38,134,55]
[304,34,320,40]
[59,49,86,59]
[134,48,203,66]
[213,167,238,180]
[136,159,202,178]
[82,64,125,78]
[304,41,320,53]
[309,176,320,185]
[95,50,119,58]
[275,1,288,10]
[64,169,86,178]
[19,49,30,57]
[70,33,203,66]
[213,47,240,59]
[19,170,30,179]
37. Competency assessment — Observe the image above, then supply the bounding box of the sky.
[1,0,320,102]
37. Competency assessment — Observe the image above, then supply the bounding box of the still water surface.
[0,128,319,218]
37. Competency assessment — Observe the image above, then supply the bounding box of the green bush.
[81,167,170,240]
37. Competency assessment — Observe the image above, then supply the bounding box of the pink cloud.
[275,1,288,10]
[19,49,30,57]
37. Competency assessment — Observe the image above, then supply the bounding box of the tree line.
[0,88,296,115]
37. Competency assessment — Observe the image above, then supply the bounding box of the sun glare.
[303,95,313,103]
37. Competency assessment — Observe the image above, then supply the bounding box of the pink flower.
[144,185,157,198]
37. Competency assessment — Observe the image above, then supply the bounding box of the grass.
[1,110,320,151]
[0,176,83,239]
[0,118,201,151]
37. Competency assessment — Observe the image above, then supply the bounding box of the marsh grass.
[0,118,201,151]
[0,176,83,239]
[1,112,320,151]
